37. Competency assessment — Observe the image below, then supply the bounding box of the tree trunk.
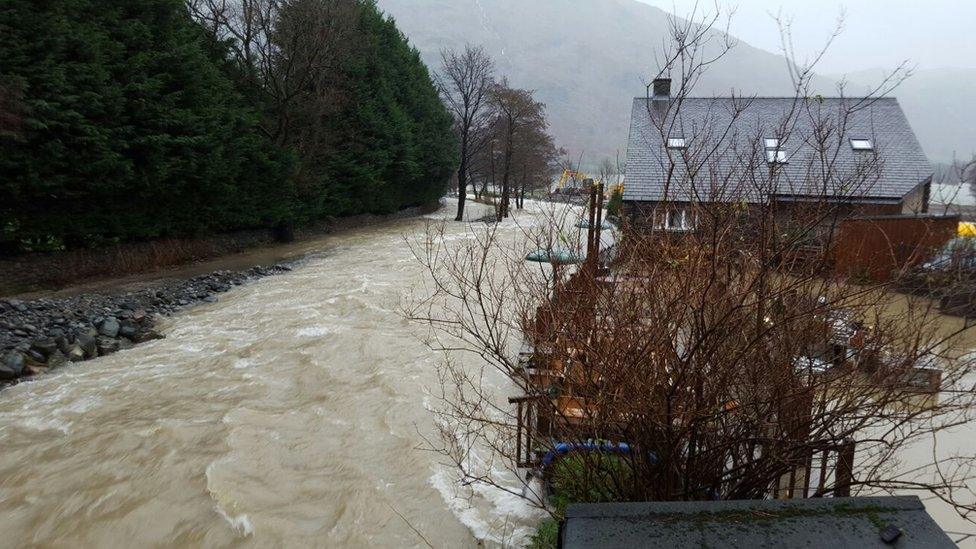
[500,141,513,220]
[517,161,528,209]
[455,134,469,221]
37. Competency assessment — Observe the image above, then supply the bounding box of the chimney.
[652,78,672,101]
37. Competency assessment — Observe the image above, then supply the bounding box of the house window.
[766,149,788,164]
[667,137,686,149]
[764,138,787,164]
[665,208,696,231]
[850,139,874,151]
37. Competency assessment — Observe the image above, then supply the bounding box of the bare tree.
[436,45,495,221]
[405,3,976,535]
[490,80,548,220]
[184,0,357,148]
[511,115,561,209]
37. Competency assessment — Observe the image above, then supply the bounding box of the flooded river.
[0,200,541,547]
[1,198,974,547]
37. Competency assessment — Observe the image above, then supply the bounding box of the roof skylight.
[764,138,780,149]
[851,139,874,151]
[766,149,787,164]
[667,137,686,149]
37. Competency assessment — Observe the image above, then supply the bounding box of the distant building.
[559,496,955,548]
[623,79,934,232]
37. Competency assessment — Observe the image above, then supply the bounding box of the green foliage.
[549,453,634,513]
[528,518,559,549]
[0,0,295,251]
[527,453,635,549]
[606,187,623,219]
[324,1,455,217]
[0,0,455,253]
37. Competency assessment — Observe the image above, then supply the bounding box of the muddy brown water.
[0,199,974,546]
[0,200,542,547]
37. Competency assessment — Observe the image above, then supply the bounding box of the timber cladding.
[832,214,959,282]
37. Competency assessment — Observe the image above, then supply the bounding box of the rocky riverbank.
[0,264,294,385]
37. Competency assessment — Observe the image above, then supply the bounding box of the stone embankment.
[0,264,293,384]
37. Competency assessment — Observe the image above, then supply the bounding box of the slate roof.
[624,96,933,204]
[561,496,955,549]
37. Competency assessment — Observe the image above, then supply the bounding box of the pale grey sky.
[638,0,976,74]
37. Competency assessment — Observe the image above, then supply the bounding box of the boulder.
[0,352,26,379]
[56,335,71,354]
[119,321,138,340]
[67,345,86,362]
[47,350,68,369]
[96,337,120,355]
[30,337,59,358]
[76,333,98,359]
[98,317,120,338]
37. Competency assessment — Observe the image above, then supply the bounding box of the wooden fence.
[832,214,958,282]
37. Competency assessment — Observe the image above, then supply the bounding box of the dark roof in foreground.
[561,496,954,549]
[624,97,933,204]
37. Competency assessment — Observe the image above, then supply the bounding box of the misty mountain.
[833,68,976,164]
[377,0,972,167]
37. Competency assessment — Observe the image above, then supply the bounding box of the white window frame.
[667,137,687,150]
[850,138,874,151]
[764,137,787,164]
[766,149,788,164]
[665,208,697,231]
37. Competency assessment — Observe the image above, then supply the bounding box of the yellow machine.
[556,169,588,190]
[556,169,624,194]
[959,222,976,238]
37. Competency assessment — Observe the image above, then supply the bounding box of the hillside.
[377,0,972,166]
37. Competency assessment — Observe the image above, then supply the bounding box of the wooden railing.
[771,440,856,499]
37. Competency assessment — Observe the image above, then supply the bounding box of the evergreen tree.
[325,1,455,216]
[0,0,456,253]
[0,0,293,251]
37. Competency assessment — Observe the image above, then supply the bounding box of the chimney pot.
[652,78,672,100]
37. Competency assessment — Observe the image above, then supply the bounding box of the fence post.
[834,441,856,497]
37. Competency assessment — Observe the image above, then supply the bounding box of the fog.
[638,0,976,74]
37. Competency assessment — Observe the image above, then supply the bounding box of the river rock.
[1,352,26,379]
[47,350,68,369]
[98,317,120,338]
[1,261,292,383]
[76,333,98,359]
[67,345,86,362]
[30,338,59,358]
[118,321,138,340]
[96,337,120,355]
[56,335,71,354]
